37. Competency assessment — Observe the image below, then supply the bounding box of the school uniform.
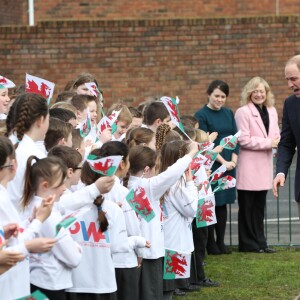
[0,184,43,300]
[127,154,193,300]
[66,199,129,299]
[104,177,144,300]
[163,177,198,292]
[7,134,46,211]
[21,196,82,299]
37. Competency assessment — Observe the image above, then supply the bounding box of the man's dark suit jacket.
[276,94,300,201]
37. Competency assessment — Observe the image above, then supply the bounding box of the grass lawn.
[176,247,300,300]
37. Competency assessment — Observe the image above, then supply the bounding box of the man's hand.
[273,174,285,198]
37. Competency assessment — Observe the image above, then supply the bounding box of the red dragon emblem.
[93,159,113,174]
[197,200,214,223]
[165,251,187,276]
[130,186,153,216]
[0,77,8,84]
[26,80,51,99]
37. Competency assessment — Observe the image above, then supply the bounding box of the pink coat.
[234,102,280,190]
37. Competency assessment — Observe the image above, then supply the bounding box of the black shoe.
[174,289,186,296]
[198,278,220,287]
[217,243,232,254]
[263,247,276,253]
[180,284,201,292]
[207,243,221,255]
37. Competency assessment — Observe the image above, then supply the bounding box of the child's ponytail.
[93,195,108,232]
[22,155,40,208]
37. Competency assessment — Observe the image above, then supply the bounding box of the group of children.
[0,73,220,300]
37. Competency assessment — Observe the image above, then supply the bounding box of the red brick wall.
[34,0,300,21]
[2,0,300,25]
[0,0,27,25]
[0,16,299,120]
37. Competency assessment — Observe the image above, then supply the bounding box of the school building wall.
[1,0,300,26]
[0,15,299,119]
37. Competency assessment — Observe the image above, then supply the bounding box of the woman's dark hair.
[0,136,15,167]
[206,80,229,97]
[22,156,67,209]
[81,148,108,232]
[10,93,49,141]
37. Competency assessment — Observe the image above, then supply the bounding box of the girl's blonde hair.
[240,76,274,107]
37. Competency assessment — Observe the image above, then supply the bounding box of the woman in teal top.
[194,80,238,255]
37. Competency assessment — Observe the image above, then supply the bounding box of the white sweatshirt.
[163,178,198,253]
[127,154,192,259]
[103,177,144,268]
[8,134,46,211]
[67,200,130,294]
[0,185,42,300]
[22,196,82,290]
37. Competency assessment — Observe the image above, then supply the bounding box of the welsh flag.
[209,164,227,183]
[87,154,122,176]
[198,179,211,197]
[213,175,236,193]
[26,73,55,105]
[85,82,101,97]
[196,194,216,228]
[56,207,91,236]
[203,150,218,170]
[0,227,5,245]
[219,130,241,150]
[163,249,191,280]
[79,109,92,138]
[0,75,15,89]
[191,152,207,176]
[198,141,215,153]
[125,185,155,222]
[160,96,185,133]
[97,110,121,137]
[193,165,208,186]
[16,290,49,300]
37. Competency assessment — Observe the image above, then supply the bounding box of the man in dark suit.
[273,55,300,216]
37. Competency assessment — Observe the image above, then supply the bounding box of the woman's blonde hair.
[240,77,274,107]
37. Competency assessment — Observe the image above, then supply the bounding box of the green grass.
[177,247,300,300]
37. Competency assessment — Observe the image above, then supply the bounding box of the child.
[125,127,156,150]
[128,106,143,129]
[49,107,77,127]
[69,94,88,125]
[7,93,49,210]
[160,141,199,298]
[107,103,132,141]
[66,149,131,300]
[143,101,171,132]
[0,85,11,120]
[44,117,73,152]
[127,141,199,300]
[21,155,82,300]
[0,136,57,299]
[99,142,149,300]
[72,128,85,159]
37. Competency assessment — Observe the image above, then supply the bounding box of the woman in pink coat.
[235,77,280,253]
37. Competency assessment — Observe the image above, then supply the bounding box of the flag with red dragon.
[26,73,55,105]
[163,249,191,279]
[196,194,216,228]
[87,154,123,176]
[125,185,155,222]
[0,75,15,89]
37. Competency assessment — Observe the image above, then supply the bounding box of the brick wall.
[0,16,299,120]
[2,0,300,25]
[33,0,300,22]
[0,0,27,25]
